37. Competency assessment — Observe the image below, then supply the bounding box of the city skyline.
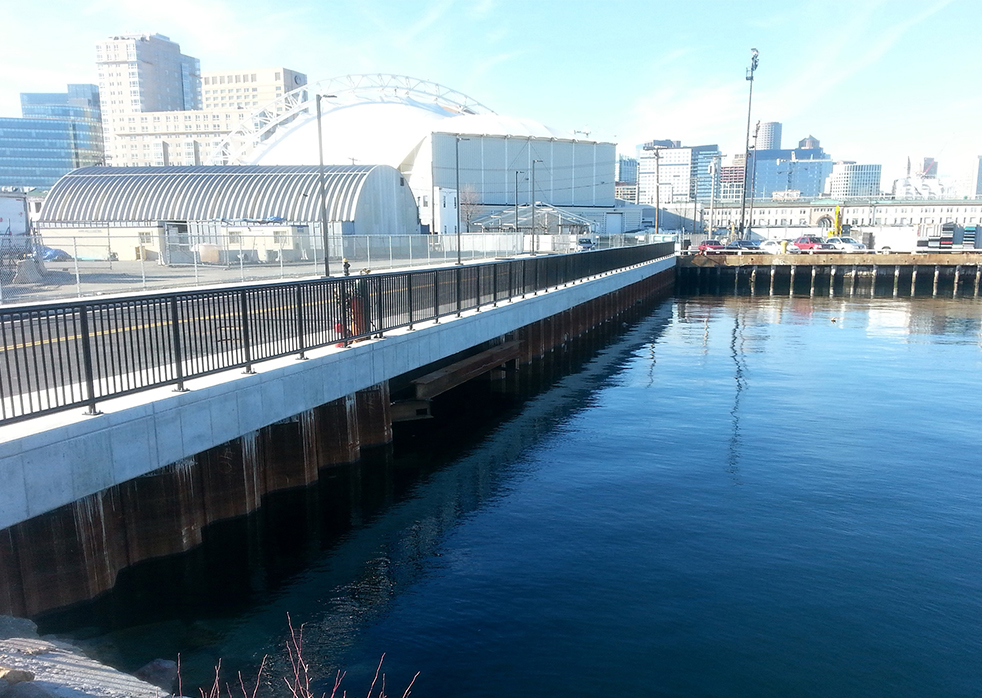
[0,0,975,188]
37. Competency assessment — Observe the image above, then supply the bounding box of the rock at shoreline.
[0,668,35,684]
[0,620,38,642]
[133,660,177,692]
[1,682,56,697]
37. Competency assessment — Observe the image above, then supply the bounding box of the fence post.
[78,304,102,414]
[240,289,255,374]
[169,296,189,392]
[296,283,307,360]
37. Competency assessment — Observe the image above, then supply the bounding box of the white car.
[826,236,866,251]
[758,240,783,254]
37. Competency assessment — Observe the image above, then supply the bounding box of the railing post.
[508,260,514,303]
[475,265,481,312]
[456,265,462,317]
[295,283,307,360]
[240,289,255,374]
[374,277,384,337]
[433,270,440,323]
[407,273,414,330]
[493,262,498,307]
[169,296,189,393]
[78,304,102,415]
[522,259,527,299]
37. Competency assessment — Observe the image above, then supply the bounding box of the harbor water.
[40,294,982,697]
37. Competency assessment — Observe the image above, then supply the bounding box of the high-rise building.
[107,68,306,167]
[201,68,306,111]
[96,33,201,165]
[798,135,821,150]
[0,84,104,188]
[637,141,720,205]
[976,156,982,197]
[747,137,834,200]
[921,157,938,178]
[824,162,882,198]
[616,155,638,185]
[96,34,307,167]
[757,121,782,150]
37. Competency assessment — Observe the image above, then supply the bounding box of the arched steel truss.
[206,74,496,166]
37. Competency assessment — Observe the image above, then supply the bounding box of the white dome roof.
[251,98,575,168]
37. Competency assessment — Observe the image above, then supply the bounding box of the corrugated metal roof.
[38,165,377,224]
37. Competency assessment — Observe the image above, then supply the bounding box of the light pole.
[747,121,761,238]
[738,48,759,240]
[652,148,662,236]
[455,136,469,265]
[515,169,525,236]
[316,92,337,276]
[708,153,722,235]
[531,158,542,255]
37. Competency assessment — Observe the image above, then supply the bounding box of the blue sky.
[2,0,977,186]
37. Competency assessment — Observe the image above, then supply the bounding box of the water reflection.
[39,301,675,691]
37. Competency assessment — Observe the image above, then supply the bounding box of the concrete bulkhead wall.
[0,256,674,616]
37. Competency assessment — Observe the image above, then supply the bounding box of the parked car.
[788,236,835,252]
[698,239,725,252]
[758,240,783,254]
[826,236,867,251]
[576,237,596,251]
[724,240,762,251]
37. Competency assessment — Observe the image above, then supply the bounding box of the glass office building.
[0,84,103,189]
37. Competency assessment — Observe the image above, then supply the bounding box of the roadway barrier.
[0,243,674,424]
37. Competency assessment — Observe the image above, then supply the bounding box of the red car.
[698,239,724,252]
[789,236,835,252]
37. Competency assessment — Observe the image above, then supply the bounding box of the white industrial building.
[35,164,419,262]
[209,74,636,235]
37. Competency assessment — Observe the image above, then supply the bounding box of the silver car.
[826,236,866,251]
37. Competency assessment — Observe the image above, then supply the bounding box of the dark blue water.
[50,296,982,697]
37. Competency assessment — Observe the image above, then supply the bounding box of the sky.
[1,0,978,187]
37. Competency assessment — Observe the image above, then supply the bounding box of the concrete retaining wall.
[0,256,674,534]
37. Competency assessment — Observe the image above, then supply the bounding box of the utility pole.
[738,48,759,240]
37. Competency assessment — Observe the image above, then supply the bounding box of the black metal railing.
[0,243,674,424]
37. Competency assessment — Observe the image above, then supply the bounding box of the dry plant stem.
[329,670,346,698]
[401,672,420,698]
[365,655,384,698]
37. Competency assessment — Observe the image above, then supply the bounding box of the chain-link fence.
[0,230,664,304]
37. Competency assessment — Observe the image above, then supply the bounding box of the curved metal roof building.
[38,164,420,236]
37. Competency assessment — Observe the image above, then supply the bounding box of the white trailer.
[0,195,32,254]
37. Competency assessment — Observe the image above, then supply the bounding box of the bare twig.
[401,672,420,698]
[365,655,384,698]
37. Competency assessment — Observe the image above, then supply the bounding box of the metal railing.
[0,243,674,424]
